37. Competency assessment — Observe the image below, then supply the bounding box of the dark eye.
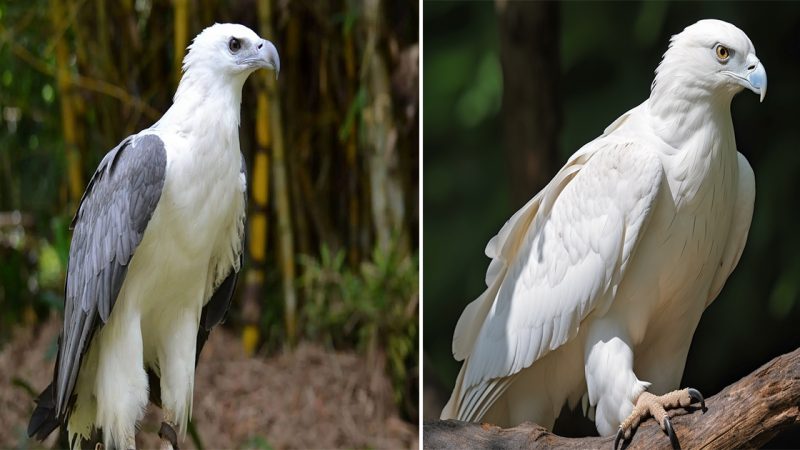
[229,37,241,53]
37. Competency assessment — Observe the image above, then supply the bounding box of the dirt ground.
[0,317,418,449]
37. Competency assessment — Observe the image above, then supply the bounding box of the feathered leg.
[584,330,649,437]
[154,305,201,450]
[584,320,705,450]
[94,310,148,450]
[67,343,100,450]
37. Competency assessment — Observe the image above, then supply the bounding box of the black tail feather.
[28,382,60,440]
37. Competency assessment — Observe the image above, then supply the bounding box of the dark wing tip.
[203,269,239,330]
[28,383,60,440]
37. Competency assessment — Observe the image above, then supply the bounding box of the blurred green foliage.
[299,242,419,416]
[0,2,74,335]
[241,435,275,450]
[424,1,800,441]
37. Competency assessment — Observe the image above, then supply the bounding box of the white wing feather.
[706,152,755,305]
[448,133,664,421]
[451,106,642,364]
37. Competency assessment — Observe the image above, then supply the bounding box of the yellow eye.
[715,45,730,60]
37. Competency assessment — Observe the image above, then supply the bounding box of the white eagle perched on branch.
[441,19,765,450]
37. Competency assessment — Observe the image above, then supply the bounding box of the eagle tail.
[28,382,60,440]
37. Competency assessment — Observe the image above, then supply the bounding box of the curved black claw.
[663,417,681,450]
[614,428,623,450]
[687,387,706,412]
[159,421,179,450]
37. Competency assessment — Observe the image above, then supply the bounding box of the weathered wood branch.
[424,347,800,449]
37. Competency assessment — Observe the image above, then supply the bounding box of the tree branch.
[0,23,161,122]
[424,347,800,449]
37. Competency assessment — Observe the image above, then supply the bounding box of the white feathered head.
[652,19,766,103]
[182,23,280,79]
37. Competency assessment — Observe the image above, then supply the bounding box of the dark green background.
[424,1,800,442]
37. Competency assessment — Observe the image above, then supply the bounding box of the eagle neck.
[647,90,734,152]
[647,90,738,209]
[155,69,248,144]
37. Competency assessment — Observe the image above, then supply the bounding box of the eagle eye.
[229,37,242,53]
[715,44,731,62]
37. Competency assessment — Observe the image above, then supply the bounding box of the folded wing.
[447,137,664,421]
[55,134,167,418]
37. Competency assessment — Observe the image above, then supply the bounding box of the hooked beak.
[722,54,766,102]
[243,39,280,79]
[746,60,767,103]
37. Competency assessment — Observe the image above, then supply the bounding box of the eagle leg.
[158,421,179,450]
[613,388,705,450]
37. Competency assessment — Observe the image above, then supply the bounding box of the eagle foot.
[158,421,179,450]
[613,388,705,450]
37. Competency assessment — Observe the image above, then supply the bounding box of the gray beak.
[739,53,766,102]
[722,53,767,103]
[257,39,280,79]
[746,60,767,103]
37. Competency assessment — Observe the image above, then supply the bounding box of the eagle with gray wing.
[28,23,279,450]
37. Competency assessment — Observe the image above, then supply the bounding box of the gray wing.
[54,133,167,417]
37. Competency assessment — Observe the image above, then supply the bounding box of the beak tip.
[745,60,767,104]
[261,38,281,79]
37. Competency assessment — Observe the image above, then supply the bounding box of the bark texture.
[424,347,800,449]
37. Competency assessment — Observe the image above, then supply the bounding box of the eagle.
[441,19,765,449]
[27,23,279,450]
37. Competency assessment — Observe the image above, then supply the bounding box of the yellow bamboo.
[259,0,297,347]
[51,0,83,203]
[241,86,272,356]
[173,0,189,86]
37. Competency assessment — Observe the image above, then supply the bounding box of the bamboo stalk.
[259,0,297,347]
[344,29,360,267]
[241,85,272,356]
[284,16,310,259]
[296,154,339,252]
[173,0,189,87]
[51,0,83,204]
[288,149,311,257]
[361,0,406,254]
[0,27,161,121]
